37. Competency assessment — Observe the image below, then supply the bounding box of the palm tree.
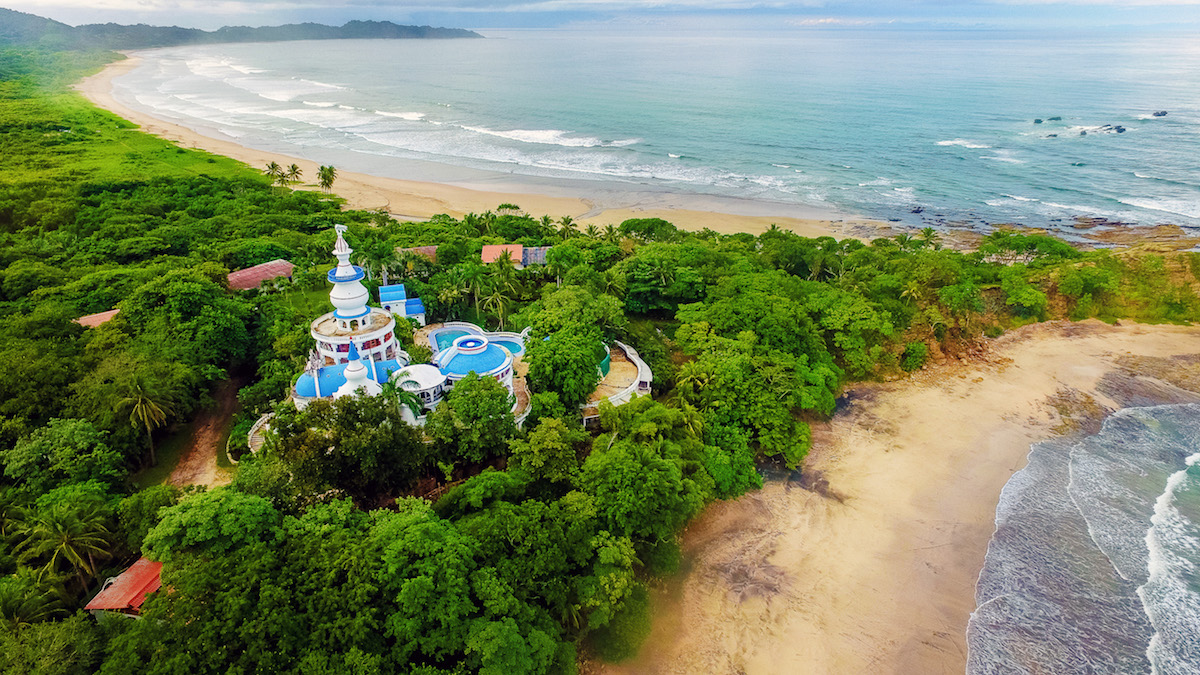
[286,163,303,183]
[584,224,600,239]
[538,215,555,237]
[116,377,173,467]
[481,287,512,330]
[264,161,283,182]
[459,262,487,312]
[602,224,619,244]
[380,378,422,421]
[16,502,112,590]
[557,215,577,240]
[918,227,942,250]
[0,574,64,631]
[675,361,712,406]
[317,165,338,193]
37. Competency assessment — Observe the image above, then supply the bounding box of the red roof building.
[228,259,296,291]
[85,557,163,617]
[74,308,120,328]
[481,244,525,268]
[397,245,438,263]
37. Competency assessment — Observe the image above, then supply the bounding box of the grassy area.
[130,422,192,489]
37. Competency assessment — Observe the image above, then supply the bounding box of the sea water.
[968,404,1200,674]
[108,30,1200,232]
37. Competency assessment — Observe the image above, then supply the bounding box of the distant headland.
[0,7,482,50]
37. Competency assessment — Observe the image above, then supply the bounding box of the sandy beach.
[600,320,1200,674]
[74,55,884,239]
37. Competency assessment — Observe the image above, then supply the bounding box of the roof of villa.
[522,246,551,266]
[228,259,296,290]
[481,244,523,265]
[398,246,438,263]
[395,363,446,390]
[75,308,119,328]
[295,358,405,398]
[85,557,162,613]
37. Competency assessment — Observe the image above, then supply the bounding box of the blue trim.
[348,342,361,361]
[327,266,366,283]
[295,358,407,398]
[333,307,370,320]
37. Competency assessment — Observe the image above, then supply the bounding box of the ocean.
[968,404,1200,674]
[108,29,1200,234]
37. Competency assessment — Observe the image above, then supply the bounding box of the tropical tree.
[16,502,112,589]
[380,378,422,420]
[285,164,303,183]
[459,262,488,312]
[0,575,63,630]
[481,287,513,330]
[317,165,338,193]
[263,161,283,183]
[558,216,577,240]
[115,376,173,467]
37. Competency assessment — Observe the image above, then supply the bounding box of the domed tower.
[308,225,403,366]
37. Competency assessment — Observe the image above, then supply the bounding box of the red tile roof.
[85,557,162,614]
[398,246,438,263]
[481,244,523,265]
[227,259,296,291]
[74,308,119,328]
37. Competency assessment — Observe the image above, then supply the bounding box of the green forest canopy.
[2,47,1200,673]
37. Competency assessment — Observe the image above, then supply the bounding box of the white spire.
[335,343,381,398]
[326,224,370,323]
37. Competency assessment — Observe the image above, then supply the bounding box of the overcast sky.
[8,0,1200,31]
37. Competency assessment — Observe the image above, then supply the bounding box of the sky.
[7,0,1200,31]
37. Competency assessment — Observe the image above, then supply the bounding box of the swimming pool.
[493,340,524,355]
[430,328,469,351]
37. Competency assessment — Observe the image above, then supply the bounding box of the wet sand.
[74,54,885,239]
[602,320,1200,674]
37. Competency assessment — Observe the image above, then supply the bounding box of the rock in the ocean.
[1034,118,1043,124]
[1080,130,1087,136]
[1047,134,1058,138]
[1153,110,1168,117]
[1115,126,1126,133]
[1048,116,1062,121]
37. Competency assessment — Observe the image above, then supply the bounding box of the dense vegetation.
[2,47,1199,673]
[0,8,481,51]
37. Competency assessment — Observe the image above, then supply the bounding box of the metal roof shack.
[85,557,163,617]
[74,308,119,328]
[228,259,296,291]
[522,246,551,266]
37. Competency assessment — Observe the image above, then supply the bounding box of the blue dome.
[295,359,405,398]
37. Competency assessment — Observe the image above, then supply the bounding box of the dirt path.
[167,378,240,488]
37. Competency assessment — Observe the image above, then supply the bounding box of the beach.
[600,320,1200,674]
[71,52,1200,674]
[74,55,883,239]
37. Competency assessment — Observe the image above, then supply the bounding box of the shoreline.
[74,54,886,239]
[600,320,1200,674]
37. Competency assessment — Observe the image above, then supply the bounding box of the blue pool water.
[493,340,523,355]
[430,328,469,351]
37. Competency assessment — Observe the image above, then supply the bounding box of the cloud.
[10,0,1200,29]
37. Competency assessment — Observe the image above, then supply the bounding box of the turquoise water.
[430,328,468,351]
[968,404,1200,674]
[112,30,1200,234]
[493,339,523,355]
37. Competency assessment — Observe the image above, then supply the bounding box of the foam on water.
[969,404,1200,674]
[110,33,1200,229]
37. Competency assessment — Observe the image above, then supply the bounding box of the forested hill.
[0,8,481,50]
